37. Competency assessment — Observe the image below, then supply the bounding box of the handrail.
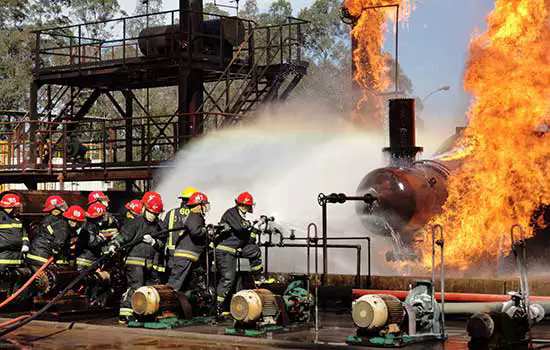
[32,9,257,34]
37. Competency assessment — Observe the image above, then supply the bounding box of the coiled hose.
[0,227,178,337]
[0,257,54,311]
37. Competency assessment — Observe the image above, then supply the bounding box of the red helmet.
[88,191,109,205]
[124,199,143,216]
[0,194,22,208]
[236,192,255,207]
[63,205,86,222]
[86,202,107,219]
[42,195,68,212]
[187,192,209,207]
[142,191,163,214]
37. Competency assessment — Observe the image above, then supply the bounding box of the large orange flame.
[343,0,414,128]
[419,0,550,272]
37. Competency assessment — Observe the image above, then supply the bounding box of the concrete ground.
[0,314,480,350]
[2,312,550,349]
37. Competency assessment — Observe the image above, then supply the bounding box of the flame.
[343,0,414,127]
[418,0,550,271]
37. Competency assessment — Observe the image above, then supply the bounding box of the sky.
[118,0,496,133]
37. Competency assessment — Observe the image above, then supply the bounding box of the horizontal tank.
[138,18,245,58]
[356,160,450,244]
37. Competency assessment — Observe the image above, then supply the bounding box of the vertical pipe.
[124,90,133,163]
[264,242,269,279]
[29,82,38,168]
[431,225,436,312]
[122,20,126,65]
[356,246,361,288]
[102,119,106,172]
[440,236,446,338]
[306,224,312,276]
[367,237,371,288]
[314,223,319,333]
[321,202,327,286]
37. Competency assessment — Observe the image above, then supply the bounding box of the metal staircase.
[202,17,308,126]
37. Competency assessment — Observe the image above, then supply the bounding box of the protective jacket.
[27,214,72,266]
[216,207,256,252]
[75,221,106,268]
[0,209,28,267]
[114,215,165,269]
[96,213,120,239]
[116,215,166,319]
[215,207,262,306]
[162,206,190,268]
[166,212,206,291]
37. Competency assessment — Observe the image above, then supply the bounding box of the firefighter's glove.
[21,245,29,253]
[107,244,117,255]
[143,234,156,246]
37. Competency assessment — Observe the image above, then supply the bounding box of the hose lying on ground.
[0,227,181,338]
[0,315,31,329]
[0,257,55,311]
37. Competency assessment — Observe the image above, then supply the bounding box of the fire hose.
[352,290,550,303]
[0,227,181,338]
[0,256,55,311]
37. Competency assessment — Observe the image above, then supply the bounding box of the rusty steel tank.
[355,99,464,244]
[138,17,245,58]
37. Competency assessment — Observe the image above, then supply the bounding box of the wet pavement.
[2,313,550,349]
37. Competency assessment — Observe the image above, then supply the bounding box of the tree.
[203,2,229,18]
[0,29,33,110]
[263,0,291,24]
[239,0,258,21]
[68,0,122,37]
[127,0,164,38]
[298,0,348,64]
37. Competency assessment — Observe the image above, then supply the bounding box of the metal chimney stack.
[383,98,423,166]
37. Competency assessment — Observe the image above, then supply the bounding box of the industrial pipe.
[352,290,550,303]
[276,243,363,288]
[317,192,375,285]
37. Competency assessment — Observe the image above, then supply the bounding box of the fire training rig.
[0,0,309,192]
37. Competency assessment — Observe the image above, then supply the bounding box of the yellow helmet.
[179,186,199,199]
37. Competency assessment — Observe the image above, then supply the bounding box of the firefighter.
[110,191,166,323]
[121,199,143,226]
[161,186,198,282]
[76,202,108,269]
[27,205,86,268]
[166,191,209,292]
[215,192,263,314]
[76,202,111,305]
[88,191,119,240]
[0,193,29,272]
[88,191,110,207]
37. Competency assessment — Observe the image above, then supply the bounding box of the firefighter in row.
[88,191,120,240]
[26,197,85,268]
[121,200,143,226]
[0,193,29,276]
[110,191,166,323]
[75,202,109,269]
[215,192,263,315]
[161,186,197,282]
[166,192,210,292]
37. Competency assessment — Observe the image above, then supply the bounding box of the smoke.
[156,101,394,275]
